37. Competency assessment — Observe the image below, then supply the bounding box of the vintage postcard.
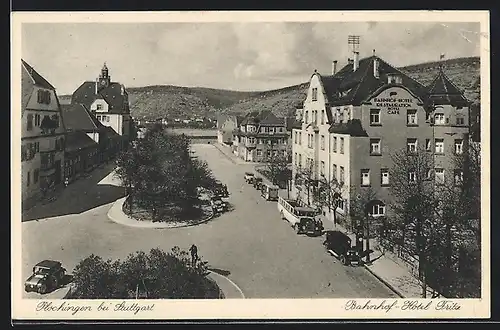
[11,10,490,321]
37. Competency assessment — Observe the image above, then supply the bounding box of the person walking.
[189,244,199,267]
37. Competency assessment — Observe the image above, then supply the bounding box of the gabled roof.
[259,112,284,126]
[60,103,103,132]
[241,110,273,125]
[426,67,469,107]
[71,81,129,114]
[21,60,56,90]
[65,130,99,152]
[318,55,428,106]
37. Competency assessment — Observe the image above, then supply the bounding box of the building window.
[267,150,272,158]
[339,166,345,184]
[312,88,318,101]
[332,164,337,181]
[320,161,325,177]
[305,111,308,124]
[321,110,325,124]
[455,139,463,154]
[320,135,325,150]
[371,204,386,217]
[435,168,445,185]
[456,117,465,125]
[339,111,344,123]
[96,104,103,110]
[256,150,262,157]
[370,138,381,155]
[298,154,302,167]
[407,109,418,125]
[434,113,445,125]
[299,132,302,145]
[435,139,444,154]
[27,114,33,131]
[370,109,381,125]
[409,171,417,183]
[361,169,370,186]
[425,139,431,151]
[407,138,418,153]
[37,90,51,104]
[337,199,345,211]
[294,152,297,166]
[454,170,463,186]
[425,168,432,181]
[294,132,297,144]
[34,168,39,184]
[97,115,102,121]
[340,137,344,154]
[26,171,30,187]
[381,169,389,186]
[332,136,337,153]
[34,114,41,126]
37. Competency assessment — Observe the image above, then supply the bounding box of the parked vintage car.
[244,172,255,183]
[213,180,229,198]
[294,217,324,236]
[252,177,263,189]
[210,196,227,213]
[25,260,66,294]
[323,231,361,266]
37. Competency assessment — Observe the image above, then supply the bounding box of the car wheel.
[39,284,47,294]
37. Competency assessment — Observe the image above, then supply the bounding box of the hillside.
[58,56,480,120]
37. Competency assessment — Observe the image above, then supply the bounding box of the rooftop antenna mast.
[348,35,360,53]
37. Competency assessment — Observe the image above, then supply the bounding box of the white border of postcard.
[11,10,491,320]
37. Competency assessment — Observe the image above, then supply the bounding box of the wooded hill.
[59,56,480,120]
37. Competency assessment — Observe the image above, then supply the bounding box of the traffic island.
[107,196,214,229]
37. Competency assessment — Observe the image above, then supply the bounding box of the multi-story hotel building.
[232,110,290,162]
[71,63,132,149]
[21,60,66,209]
[291,50,470,226]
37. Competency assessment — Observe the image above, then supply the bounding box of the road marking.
[208,271,245,299]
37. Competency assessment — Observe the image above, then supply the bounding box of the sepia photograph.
[11,10,490,320]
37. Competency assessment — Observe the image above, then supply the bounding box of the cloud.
[21,21,481,94]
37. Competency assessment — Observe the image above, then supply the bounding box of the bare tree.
[294,161,317,206]
[389,145,437,297]
[317,174,346,227]
[263,152,291,188]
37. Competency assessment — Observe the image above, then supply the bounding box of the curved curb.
[107,197,214,229]
[363,264,405,298]
[207,271,245,299]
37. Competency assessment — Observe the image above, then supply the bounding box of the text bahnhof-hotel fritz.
[291,50,470,223]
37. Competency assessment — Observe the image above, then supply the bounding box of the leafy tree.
[263,152,291,188]
[115,127,216,221]
[71,247,216,299]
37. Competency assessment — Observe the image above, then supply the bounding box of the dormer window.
[387,74,402,84]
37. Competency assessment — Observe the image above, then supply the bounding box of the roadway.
[21,144,396,298]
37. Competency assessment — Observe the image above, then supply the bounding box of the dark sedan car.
[323,231,361,266]
[25,260,66,294]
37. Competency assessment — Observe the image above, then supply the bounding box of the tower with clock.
[98,62,111,90]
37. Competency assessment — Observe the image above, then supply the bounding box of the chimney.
[373,50,380,79]
[332,60,338,75]
[353,51,360,71]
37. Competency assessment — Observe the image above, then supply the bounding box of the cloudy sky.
[21,21,481,95]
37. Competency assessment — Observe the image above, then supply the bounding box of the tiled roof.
[241,110,273,125]
[259,112,284,126]
[21,59,56,90]
[285,117,299,131]
[319,55,428,106]
[60,103,103,132]
[65,130,98,152]
[426,68,469,107]
[71,81,130,114]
